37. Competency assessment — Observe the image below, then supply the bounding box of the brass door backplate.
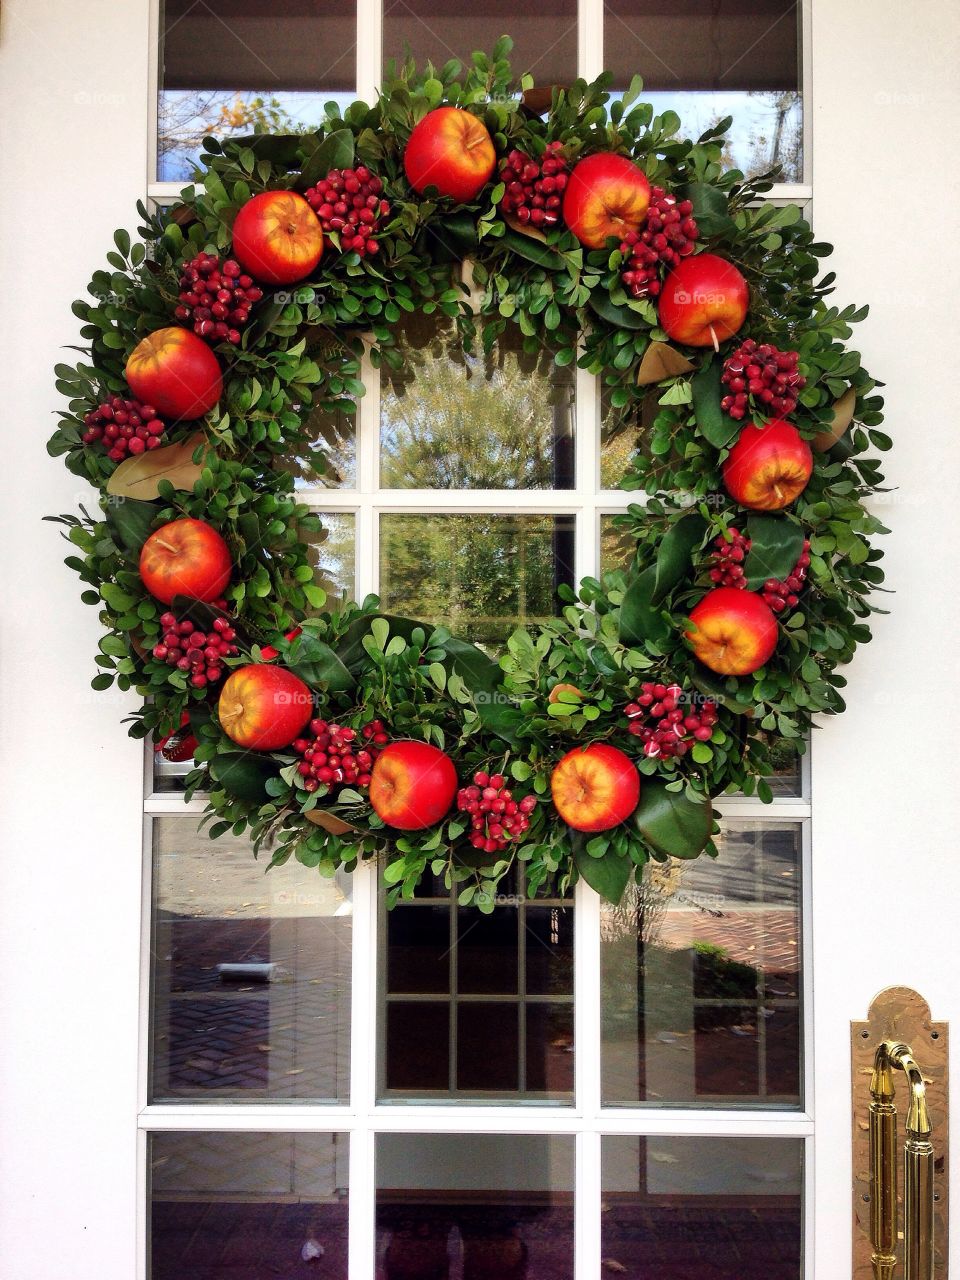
[852,987,949,1277]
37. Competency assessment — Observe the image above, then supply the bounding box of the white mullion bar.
[578,0,604,81]
[354,0,383,103]
[356,350,380,598]
[350,859,379,1279]
[575,1129,602,1277]
[303,488,587,513]
[138,1104,812,1136]
[348,1125,377,1279]
[573,881,602,1120]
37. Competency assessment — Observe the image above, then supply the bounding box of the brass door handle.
[869,1040,935,1279]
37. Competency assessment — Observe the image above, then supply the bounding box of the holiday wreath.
[47,41,888,909]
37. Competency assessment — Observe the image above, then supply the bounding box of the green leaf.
[691,358,738,448]
[588,290,649,330]
[690,670,754,715]
[574,846,631,904]
[678,183,733,236]
[208,752,276,804]
[743,515,805,588]
[499,227,564,270]
[633,779,712,860]
[104,496,157,554]
[653,513,707,602]
[619,566,670,646]
[296,128,355,190]
[286,633,355,694]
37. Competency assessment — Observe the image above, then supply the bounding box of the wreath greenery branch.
[47,38,888,911]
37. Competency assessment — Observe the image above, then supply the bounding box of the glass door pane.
[377,1133,574,1279]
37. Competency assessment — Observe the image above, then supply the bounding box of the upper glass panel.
[150,817,351,1102]
[380,316,576,490]
[604,0,803,183]
[383,1,578,84]
[602,820,804,1108]
[158,1,358,182]
[381,871,574,1103]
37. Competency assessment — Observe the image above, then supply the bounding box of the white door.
[1,1,959,1277]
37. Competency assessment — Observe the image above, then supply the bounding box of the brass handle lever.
[869,1039,935,1279]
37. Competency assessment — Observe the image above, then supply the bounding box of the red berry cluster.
[293,717,388,793]
[82,395,166,461]
[720,339,805,421]
[762,541,811,613]
[709,531,811,613]
[152,612,237,688]
[625,683,718,759]
[304,166,389,257]
[497,141,568,229]
[620,187,698,299]
[457,771,538,855]
[175,253,263,345]
[708,527,751,588]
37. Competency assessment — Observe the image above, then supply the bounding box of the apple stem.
[154,539,178,553]
[709,324,720,354]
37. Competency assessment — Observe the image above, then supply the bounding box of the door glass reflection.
[601,1135,803,1278]
[377,1133,574,1280]
[602,822,803,1107]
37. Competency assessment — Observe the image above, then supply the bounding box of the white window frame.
[140,0,816,1275]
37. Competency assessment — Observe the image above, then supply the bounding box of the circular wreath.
[48,41,888,910]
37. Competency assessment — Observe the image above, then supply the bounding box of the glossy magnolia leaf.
[286,632,355,694]
[296,128,355,190]
[678,182,733,236]
[690,358,738,448]
[170,594,233,632]
[691,669,754,715]
[636,341,695,386]
[104,495,158,553]
[619,566,671,646]
[633,779,712,860]
[208,752,275,804]
[500,225,564,269]
[812,385,857,451]
[106,433,208,500]
[305,809,357,835]
[229,133,307,167]
[336,613,430,669]
[653,513,707,602]
[588,290,650,330]
[440,634,502,697]
[574,846,632,904]
[743,515,805,589]
[421,211,479,262]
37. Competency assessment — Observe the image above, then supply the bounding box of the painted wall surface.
[808,0,960,1270]
[0,4,150,1278]
[0,2,959,1277]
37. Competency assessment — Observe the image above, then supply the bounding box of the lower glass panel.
[149,1131,348,1279]
[376,1133,574,1279]
[150,818,351,1102]
[381,875,574,1103]
[601,822,803,1108]
[378,513,575,649]
[601,1135,803,1278]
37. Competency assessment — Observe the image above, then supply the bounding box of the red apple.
[723,419,813,511]
[686,587,778,676]
[217,664,313,750]
[125,327,222,421]
[231,190,323,285]
[139,517,232,604]
[403,107,496,203]
[551,743,640,833]
[563,152,651,250]
[369,740,458,830]
[658,253,749,347]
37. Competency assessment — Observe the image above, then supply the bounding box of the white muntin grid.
[140,0,817,1275]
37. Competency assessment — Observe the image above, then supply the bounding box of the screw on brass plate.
[861,1030,870,1039]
